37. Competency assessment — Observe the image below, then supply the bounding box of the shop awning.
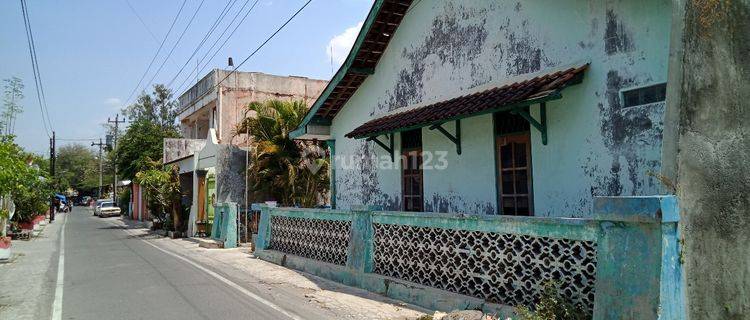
[345,64,589,147]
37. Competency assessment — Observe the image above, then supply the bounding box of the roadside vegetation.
[118,85,183,230]
[234,99,330,207]
[0,135,52,235]
[134,160,181,230]
[515,281,587,320]
[116,84,180,180]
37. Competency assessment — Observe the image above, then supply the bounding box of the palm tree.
[235,100,329,207]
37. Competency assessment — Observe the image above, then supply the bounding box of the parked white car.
[98,202,121,218]
[94,199,113,216]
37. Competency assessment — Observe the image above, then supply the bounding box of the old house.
[254,0,698,318]
[165,70,327,239]
[293,1,670,216]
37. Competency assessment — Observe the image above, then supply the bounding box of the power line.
[141,0,206,93]
[165,0,239,89]
[123,0,188,105]
[172,0,256,94]
[122,0,181,69]
[228,0,311,78]
[123,0,160,43]
[193,0,260,83]
[20,0,52,137]
[178,0,313,108]
[22,1,52,133]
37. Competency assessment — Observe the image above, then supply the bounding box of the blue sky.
[0,0,372,154]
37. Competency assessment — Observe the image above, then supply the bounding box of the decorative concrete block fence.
[255,196,685,319]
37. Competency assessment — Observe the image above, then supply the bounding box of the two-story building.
[178,70,327,145]
[167,70,327,237]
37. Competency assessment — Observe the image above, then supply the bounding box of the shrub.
[515,281,587,320]
[134,160,180,229]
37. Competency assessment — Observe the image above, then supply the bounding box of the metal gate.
[237,204,261,245]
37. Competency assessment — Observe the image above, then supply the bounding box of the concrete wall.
[177,71,327,143]
[330,0,672,216]
[215,145,247,205]
[163,138,206,163]
[256,196,685,319]
[216,72,328,145]
[664,0,750,318]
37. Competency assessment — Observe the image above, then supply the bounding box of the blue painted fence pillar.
[211,202,238,249]
[255,204,272,251]
[347,206,376,273]
[592,196,685,320]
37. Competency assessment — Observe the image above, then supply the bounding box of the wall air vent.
[622,83,667,108]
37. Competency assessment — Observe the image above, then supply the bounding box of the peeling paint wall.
[331,0,672,217]
[163,138,206,163]
[215,145,247,205]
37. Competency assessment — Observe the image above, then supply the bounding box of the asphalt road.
[58,207,312,320]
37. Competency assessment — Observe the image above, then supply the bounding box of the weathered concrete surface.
[257,198,686,319]
[330,1,673,216]
[178,70,327,144]
[215,144,246,204]
[667,0,750,318]
[163,138,206,164]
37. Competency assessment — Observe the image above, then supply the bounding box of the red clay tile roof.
[345,64,589,139]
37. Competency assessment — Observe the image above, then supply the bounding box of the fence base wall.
[255,196,686,319]
[254,249,517,317]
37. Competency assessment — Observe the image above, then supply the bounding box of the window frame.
[495,133,534,216]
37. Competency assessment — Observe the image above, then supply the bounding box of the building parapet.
[178,70,216,114]
[163,138,207,164]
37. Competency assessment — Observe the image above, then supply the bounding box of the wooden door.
[402,148,423,212]
[197,175,206,221]
[496,134,533,215]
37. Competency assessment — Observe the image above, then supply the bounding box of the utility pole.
[107,114,126,205]
[91,138,105,199]
[49,131,56,222]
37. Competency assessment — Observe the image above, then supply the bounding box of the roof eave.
[293,0,389,133]
[347,91,565,139]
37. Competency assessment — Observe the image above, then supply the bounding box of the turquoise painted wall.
[330,0,672,217]
[255,196,686,319]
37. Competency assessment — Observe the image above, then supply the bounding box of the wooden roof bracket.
[511,102,548,145]
[366,133,394,161]
[428,119,461,155]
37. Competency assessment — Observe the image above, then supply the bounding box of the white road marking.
[113,220,304,320]
[51,213,67,320]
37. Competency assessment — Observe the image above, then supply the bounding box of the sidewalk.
[0,213,63,320]
[113,217,428,320]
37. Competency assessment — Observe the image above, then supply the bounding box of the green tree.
[0,136,52,235]
[1,77,24,135]
[115,84,180,180]
[134,160,180,228]
[114,119,179,180]
[122,84,179,131]
[55,143,101,194]
[235,100,329,207]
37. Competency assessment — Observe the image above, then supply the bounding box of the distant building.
[165,70,327,238]
[177,69,327,145]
